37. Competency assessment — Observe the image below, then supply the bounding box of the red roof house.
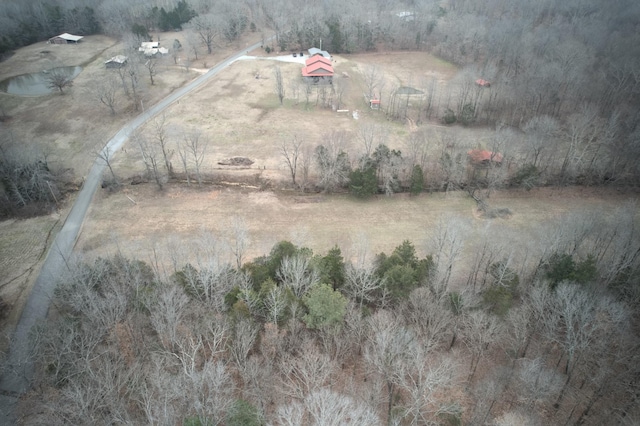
[302,55,333,83]
[302,62,333,77]
[475,79,491,87]
[305,55,331,66]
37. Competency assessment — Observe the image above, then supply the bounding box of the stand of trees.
[0,137,64,218]
[19,205,640,424]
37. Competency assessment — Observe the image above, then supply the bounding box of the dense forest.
[2,0,640,424]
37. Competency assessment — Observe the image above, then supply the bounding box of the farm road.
[0,39,267,423]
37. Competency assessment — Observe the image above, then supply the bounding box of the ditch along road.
[0,39,267,422]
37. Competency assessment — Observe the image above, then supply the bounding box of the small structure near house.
[396,11,415,21]
[105,55,128,69]
[218,157,254,167]
[138,42,168,57]
[301,54,333,84]
[396,86,424,96]
[475,79,491,87]
[308,47,330,58]
[467,149,503,166]
[369,98,381,109]
[140,41,159,50]
[48,33,83,44]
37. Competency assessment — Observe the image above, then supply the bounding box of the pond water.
[0,66,83,96]
[396,86,424,95]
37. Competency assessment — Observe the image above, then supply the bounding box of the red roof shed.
[468,150,503,165]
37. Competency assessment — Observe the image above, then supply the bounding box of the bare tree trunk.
[274,66,285,105]
[184,129,207,185]
[152,114,173,176]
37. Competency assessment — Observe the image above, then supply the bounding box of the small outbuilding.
[139,42,169,56]
[475,79,491,87]
[105,55,128,69]
[48,33,84,44]
[308,47,331,59]
[468,149,503,166]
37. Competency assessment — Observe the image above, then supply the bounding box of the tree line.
[13,203,640,424]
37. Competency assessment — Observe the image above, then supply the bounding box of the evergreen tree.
[409,164,424,195]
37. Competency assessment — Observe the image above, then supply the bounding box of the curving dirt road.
[0,39,268,422]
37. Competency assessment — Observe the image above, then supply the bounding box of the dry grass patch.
[0,207,68,343]
[75,184,638,273]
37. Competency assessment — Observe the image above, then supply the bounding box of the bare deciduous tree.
[516,358,564,411]
[94,144,119,186]
[362,64,384,99]
[189,14,220,54]
[357,123,386,159]
[135,133,165,189]
[228,215,249,269]
[231,318,259,371]
[149,282,189,351]
[264,285,288,326]
[397,353,457,425]
[185,30,201,60]
[523,115,558,169]
[152,114,173,175]
[365,310,416,422]
[401,287,453,349]
[428,217,467,297]
[314,131,351,192]
[279,339,335,400]
[183,128,207,185]
[280,135,302,187]
[277,255,318,298]
[176,138,191,186]
[344,259,383,311]
[461,310,504,382]
[91,74,120,115]
[45,67,74,94]
[144,58,157,85]
[274,65,285,105]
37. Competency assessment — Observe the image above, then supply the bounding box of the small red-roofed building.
[468,149,503,166]
[475,78,491,87]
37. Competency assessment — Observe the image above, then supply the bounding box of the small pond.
[0,66,83,96]
[396,86,424,95]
